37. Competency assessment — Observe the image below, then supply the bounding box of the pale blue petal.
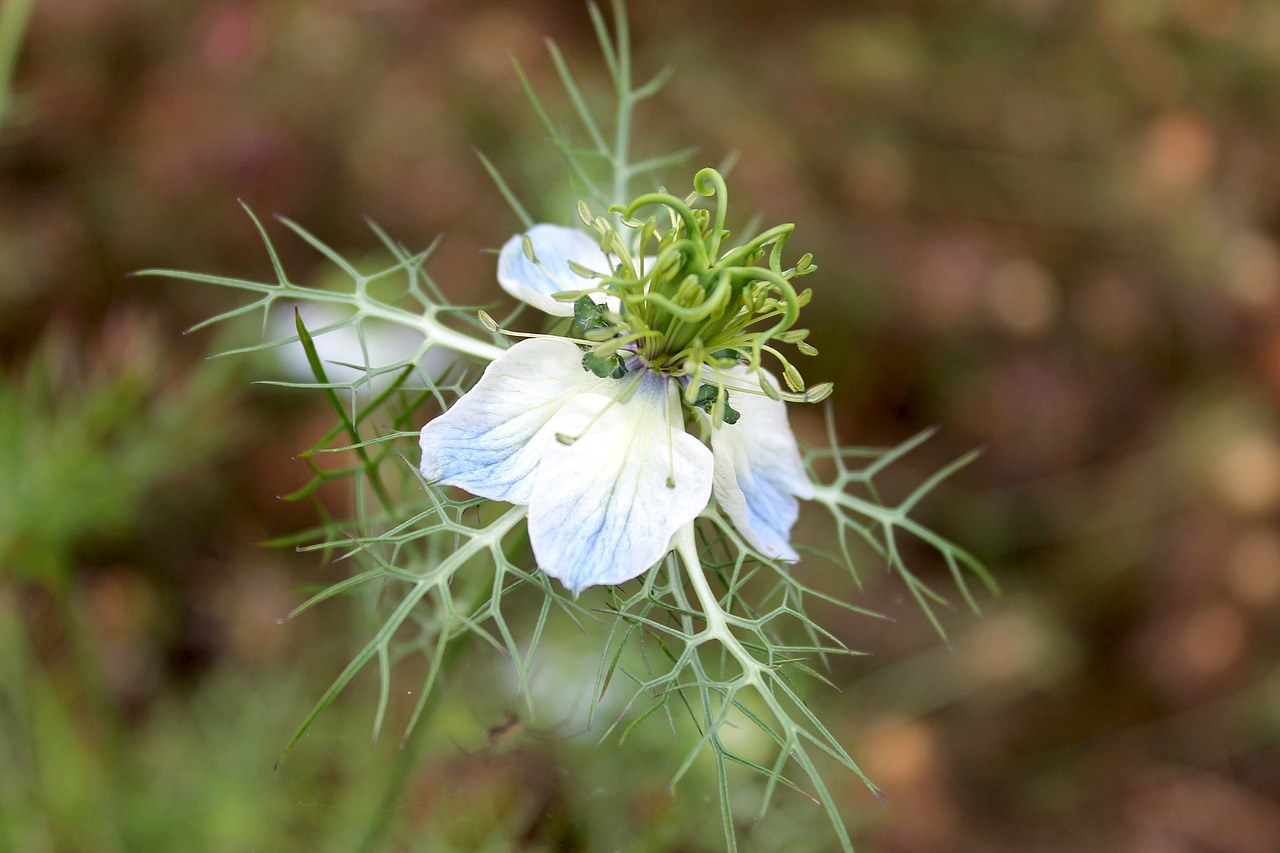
[711,368,814,561]
[527,372,713,593]
[272,304,452,393]
[497,224,611,317]
[418,338,612,503]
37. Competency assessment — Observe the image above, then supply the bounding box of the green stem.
[354,299,506,364]
[674,525,858,852]
[673,525,761,682]
[611,0,632,205]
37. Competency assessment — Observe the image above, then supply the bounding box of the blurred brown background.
[3,1,1280,851]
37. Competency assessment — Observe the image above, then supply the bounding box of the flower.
[272,305,453,394]
[418,172,822,593]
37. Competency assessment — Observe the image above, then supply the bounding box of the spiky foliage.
[141,3,987,850]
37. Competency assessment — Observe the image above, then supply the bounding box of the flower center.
[562,168,830,425]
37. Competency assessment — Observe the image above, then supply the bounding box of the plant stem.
[673,525,761,682]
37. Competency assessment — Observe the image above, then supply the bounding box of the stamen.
[663,378,678,489]
[552,370,646,445]
[475,313,579,345]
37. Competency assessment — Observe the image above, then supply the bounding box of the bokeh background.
[3,0,1280,850]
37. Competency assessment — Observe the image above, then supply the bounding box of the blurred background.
[2,0,1279,850]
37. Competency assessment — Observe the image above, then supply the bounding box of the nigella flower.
[419,169,828,593]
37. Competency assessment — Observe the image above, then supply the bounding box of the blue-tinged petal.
[711,368,814,562]
[527,372,713,593]
[418,338,612,504]
[497,224,611,317]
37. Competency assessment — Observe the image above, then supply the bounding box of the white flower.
[271,305,453,393]
[419,222,814,594]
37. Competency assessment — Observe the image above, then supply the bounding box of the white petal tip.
[497,224,608,316]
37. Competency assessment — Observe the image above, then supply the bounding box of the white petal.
[711,368,814,561]
[418,338,611,504]
[528,372,713,593]
[272,305,452,394]
[497,224,611,317]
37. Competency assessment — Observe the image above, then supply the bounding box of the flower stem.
[673,524,761,682]
[674,524,859,853]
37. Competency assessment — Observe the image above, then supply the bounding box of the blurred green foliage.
[0,0,33,129]
[0,322,233,585]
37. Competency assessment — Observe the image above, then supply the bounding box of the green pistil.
[571,166,826,415]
